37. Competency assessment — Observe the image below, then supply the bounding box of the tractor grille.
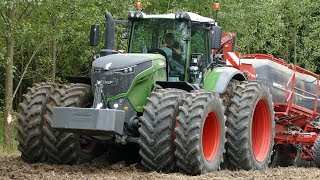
[102,72,135,98]
[91,70,135,98]
[91,61,152,98]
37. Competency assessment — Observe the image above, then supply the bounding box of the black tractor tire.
[220,79,240,169]
[139,88,186,172]
[43,83,104,164]
[174,91,226,175]
[17,82,59,163]
[226,81,275,170]
[313,136,320,167]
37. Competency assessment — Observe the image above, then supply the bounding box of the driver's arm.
[172,42,181,55]
[173,47,181,55]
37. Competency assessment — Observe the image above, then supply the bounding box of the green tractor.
[17,9,274,175]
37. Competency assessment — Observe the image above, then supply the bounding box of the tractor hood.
[92,53,163,70]
[91,53,167,102]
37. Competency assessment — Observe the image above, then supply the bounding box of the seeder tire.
[226,81,275,170]
[17,82,59,163]
[174,91,226,175]
[313,136,320,167]
[139,89,185,172]
[43,83,103,164]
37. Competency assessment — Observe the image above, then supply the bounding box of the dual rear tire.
[139,81,275,174]
[139,89,227,175]
[225,81,275,170]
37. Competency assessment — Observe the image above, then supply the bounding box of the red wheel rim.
[202,112,220,161]
[252,99,271,162]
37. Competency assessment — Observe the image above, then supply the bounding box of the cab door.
[189,24,211,85]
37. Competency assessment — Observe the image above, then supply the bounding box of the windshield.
[129,19,188,81]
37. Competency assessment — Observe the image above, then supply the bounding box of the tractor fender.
[203,67,246,93]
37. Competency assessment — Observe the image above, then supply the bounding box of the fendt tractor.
[17,1,320,175]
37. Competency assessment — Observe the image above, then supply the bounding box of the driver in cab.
[162,33,185,81]
[163,33,181,62]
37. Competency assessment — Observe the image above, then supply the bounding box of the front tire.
[174,91,226,175]
[43,83,103,164]
[139,88,185,172]
[17,83,59,163]
[226,81,275,170]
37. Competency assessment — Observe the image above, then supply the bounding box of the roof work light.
[135,1,143,11]
[128,11,144,20]
[213,2,220,11]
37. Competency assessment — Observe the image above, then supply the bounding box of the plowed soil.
[0,153,320,180]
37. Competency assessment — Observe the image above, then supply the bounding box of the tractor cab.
[90,10,223,89]
[126,11,222,85]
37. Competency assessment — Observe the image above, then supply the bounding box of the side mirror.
[90,24,100,46]
[211,26,222,49]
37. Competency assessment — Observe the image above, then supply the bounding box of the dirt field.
[0,153,319,180]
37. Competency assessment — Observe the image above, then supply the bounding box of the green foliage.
[0,0,320,112]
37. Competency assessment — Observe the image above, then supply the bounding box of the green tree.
[0,0,40,148]
[1,0,15,149]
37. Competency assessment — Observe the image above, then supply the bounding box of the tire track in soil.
[0,153,319,180]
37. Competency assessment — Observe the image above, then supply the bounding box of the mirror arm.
[114,20,129,28]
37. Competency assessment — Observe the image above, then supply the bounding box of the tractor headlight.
[114,65,136,74]
[108,98,125,109]
[130,12,135,18]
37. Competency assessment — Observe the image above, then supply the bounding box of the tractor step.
[52,107,125,136]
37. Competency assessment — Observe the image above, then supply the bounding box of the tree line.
[0,0,319,149]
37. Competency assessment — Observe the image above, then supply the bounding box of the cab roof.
[140,12,216,24]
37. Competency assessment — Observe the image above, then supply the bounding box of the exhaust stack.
[103,12,116,55]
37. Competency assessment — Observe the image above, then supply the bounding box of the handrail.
[283,66,320,117]
[294,87,316,97]
[285,73,295,101]
[313,76,320,115]
[285,71,295,113]
[286,92,294,102]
